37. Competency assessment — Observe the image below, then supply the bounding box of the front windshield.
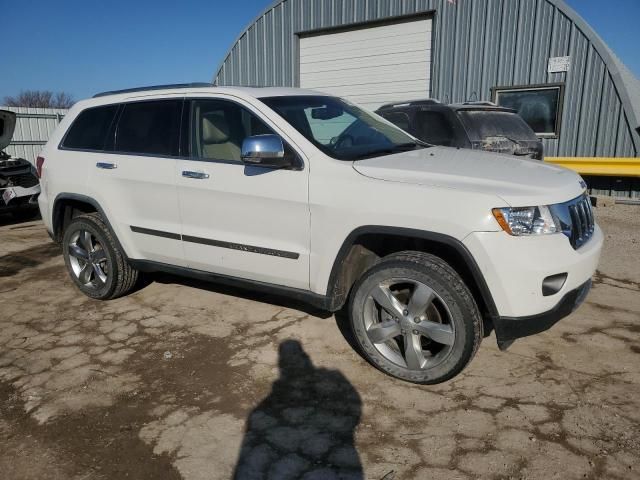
[458,110,539,141]
[259,95,426,160]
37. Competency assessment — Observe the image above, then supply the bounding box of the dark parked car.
[376,100,543,160]
[0,109,41,220]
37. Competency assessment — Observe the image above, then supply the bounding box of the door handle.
[96,162,117,169]
[182,170,210,180]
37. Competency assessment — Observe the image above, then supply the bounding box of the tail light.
[36,156,45,178]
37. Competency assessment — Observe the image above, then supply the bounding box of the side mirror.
[241,134,292,168]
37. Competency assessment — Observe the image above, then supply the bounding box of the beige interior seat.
[201,112,241,161]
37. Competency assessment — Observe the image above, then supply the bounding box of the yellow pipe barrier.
[545,157,640,177]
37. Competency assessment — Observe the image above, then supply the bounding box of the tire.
[62,212,138,300]
[349,251,482,384]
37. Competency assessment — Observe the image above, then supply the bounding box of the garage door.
[299,18,432,111]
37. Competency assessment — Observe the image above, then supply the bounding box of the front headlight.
[492,205,560,236]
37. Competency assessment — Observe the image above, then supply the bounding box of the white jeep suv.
[38,84,603,384]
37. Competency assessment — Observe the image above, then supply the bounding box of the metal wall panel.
[214,0,639,159]
[1,106,67,164]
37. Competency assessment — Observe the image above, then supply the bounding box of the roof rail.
[377,99,440,110]
[460,101,498,107]
[93,83,214,98]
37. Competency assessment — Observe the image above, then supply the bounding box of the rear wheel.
[349,251,482,384]
[62,213,138,299]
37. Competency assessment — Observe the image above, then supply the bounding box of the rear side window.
[115,100,181,156]
[61,105,118,150]
[414,111,455,146]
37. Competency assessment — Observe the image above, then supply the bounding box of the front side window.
[260,96,424,160]
[61,105,118,150]
[492,84,563,137]
[190,99,275,162]
[115,100,181,156]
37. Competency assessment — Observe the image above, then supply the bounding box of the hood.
[352,146,586,206]
[0,109,17,151]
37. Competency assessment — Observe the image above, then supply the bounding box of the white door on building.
[299,18,432,110]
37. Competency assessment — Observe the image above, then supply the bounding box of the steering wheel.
[332,133,355,149]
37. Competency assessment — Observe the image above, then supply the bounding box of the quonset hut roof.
[214,0,640,158]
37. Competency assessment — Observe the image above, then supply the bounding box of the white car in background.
[37,84,603,384]
[0,109,41,220]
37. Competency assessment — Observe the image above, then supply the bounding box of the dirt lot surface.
[0,205,639,480]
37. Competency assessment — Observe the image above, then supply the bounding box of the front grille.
[2,173,39,189]
[567,195,595,249]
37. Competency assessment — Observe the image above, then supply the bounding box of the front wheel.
[349,251,482,384]
[62,213,138,300]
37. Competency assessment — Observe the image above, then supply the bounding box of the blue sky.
[2,0,638,101]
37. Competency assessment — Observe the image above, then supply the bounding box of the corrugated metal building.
[1,107,67,164]
[213,0,640,197]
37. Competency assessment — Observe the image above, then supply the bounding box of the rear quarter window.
[61,105,119,150]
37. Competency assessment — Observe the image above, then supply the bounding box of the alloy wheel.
[67,229,109,288]
[363,278,456,370]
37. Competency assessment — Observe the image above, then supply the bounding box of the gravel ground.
[0,204,638,480]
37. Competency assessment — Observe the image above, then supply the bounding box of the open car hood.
[0,109,17,151]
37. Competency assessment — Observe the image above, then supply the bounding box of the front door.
[176,97,310,290]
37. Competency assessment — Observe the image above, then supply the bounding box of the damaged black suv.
[376,100,544,160]
[0,109,41,220]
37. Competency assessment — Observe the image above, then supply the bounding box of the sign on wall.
[548,56,571,73]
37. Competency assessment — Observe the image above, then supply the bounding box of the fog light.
[542,273,567,296]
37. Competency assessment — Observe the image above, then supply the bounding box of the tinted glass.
[495,87,561,135]
[115,100,181,156]
[414,111,455,146]
[0,118,4,137]
[260,96,422,160]
[191,99,275,162]
[380,112,411,131]
[62,105,118,150]
[458,110,538,141]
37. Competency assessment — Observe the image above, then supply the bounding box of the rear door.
[87,98,186,266]
[176,96,310,289]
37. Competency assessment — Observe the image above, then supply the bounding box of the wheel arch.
[325,226,499,327]
[52,193,129,260]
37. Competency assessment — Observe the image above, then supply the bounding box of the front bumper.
[493,279,591,350]
[463,224,603,348]
[0,184,41,212]
[463,225,603,318]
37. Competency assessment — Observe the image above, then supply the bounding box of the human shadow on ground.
[232,340,364,480]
